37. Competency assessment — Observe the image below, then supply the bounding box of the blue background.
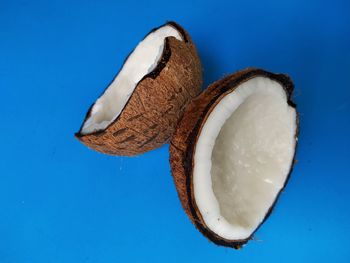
[1,0,349,262]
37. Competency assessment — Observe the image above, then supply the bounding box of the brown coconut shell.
[75,22,202,156]
[170,68,299,248]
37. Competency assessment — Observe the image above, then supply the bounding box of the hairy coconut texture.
[75,22,202,156]
[170,68,299,248]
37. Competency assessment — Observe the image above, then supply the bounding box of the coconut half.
[170,68,298,248]
[75,22,202,156]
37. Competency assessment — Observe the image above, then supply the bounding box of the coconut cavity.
[193,77,297,240]
[81,25,183,134]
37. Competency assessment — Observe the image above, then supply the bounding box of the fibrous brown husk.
[170,68,298,248]
[76,22,202,156]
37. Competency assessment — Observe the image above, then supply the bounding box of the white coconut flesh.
[81,25,183,134]
[193,77,297,241]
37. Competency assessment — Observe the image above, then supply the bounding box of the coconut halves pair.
[75,22,299,248]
